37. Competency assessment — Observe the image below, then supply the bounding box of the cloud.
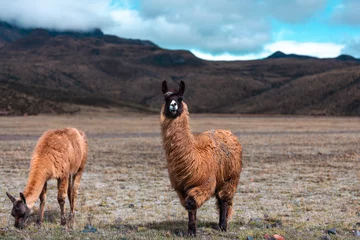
[331,0,360,26]
[191,50,270,61]
[342,38,360,57]
[0,0,345,59]
[265,41,344,58]
[193,41,344,61]
[0,0,114,31]
[265,0,326,23]
[106,0,271,55]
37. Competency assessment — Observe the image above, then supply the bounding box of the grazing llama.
[6,127,88,229]
[160,81,243,236]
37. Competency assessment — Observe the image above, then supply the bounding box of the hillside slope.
[0,22,359,115]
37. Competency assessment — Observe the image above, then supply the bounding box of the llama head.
[161,80,185,119]
[6,192,30,229]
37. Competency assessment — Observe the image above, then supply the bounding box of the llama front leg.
[57,177,69,226]
[185,180,216,236]
[186,179,216,209]
[188,210,197,236]
[37,182,47,226]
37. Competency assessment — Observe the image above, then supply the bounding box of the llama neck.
[160,103,195,163]
[23,157,49,209]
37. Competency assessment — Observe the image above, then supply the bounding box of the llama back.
[30,127,87,178]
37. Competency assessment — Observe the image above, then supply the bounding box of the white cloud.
[0,0,348,59]
[192,41,345,61]
[0,0,272,54]
[265,41,344,58]
[191,50,269,61]
[265,0,327,23]
[342,37,360,58]
[106,1,271,55]
[108,9,199,46]
[331,0,360,26]
[0,0,114,31]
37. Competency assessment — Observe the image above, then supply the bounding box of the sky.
[1,0,360,60]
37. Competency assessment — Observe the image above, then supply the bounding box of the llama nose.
[171,102,176,107]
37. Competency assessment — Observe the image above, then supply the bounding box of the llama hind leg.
[67,174,75,226]
[216,178,239,231]
[37,182,47,226]
[69,168,85,218]
[57,177,69,226]
[216,196,233,231]
[67,175,73,213]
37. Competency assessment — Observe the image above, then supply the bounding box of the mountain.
[266,51,359,62]
[335,54,358,61]
[0,21,359,116]
[266,51,317,60]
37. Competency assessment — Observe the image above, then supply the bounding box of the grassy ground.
[0,111,359,239]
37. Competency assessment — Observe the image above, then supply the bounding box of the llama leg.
[57,177,69,226]
[67,175,72,211]
[184,192,197,236]
[216,177,239,231]
[186,180,216,209]
[37,182,47,226]
[67,174,74,225]
[217,197,231,231]
[70,168,84,217]
[188,210,197,236]
[175,190,186,207]
[185,181,216,236]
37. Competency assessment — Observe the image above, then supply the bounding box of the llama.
[160,81,243,236]
[6,127,88,229]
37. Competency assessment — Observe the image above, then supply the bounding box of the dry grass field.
[0,109,359,239]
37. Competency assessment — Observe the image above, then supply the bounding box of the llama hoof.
[185,197,197,211]
[60,218,67,226]
[36,220,42,227]
[219,223,227,232]
[188,228,196,237]
[68,213,75,220]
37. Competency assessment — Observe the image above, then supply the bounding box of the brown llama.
[160,81,242,236]
[6,127,88,229]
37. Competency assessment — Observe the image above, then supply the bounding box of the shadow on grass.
[112,220,239,237]
[23,209,68,228]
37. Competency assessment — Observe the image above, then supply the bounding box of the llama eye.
[178,98,183,102]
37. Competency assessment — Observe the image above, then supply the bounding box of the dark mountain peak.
[0,21,31,43]
[266,51,317,60]
[267,51,286,58]
[140,50,205,67]
[335,54,357,61]
[46,28,104,38]
[30,28,51,37]
[101,34,157,47]
[0,21,159,48]
[0,20,16,29]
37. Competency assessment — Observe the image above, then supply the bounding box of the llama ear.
[6,192,16,203]
[19,192,27,205]
[179,81,185,96]
[162,81,168,94]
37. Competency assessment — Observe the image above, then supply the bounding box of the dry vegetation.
[0,110,359,239]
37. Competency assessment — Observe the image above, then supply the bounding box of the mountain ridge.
[0,21,359,116]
